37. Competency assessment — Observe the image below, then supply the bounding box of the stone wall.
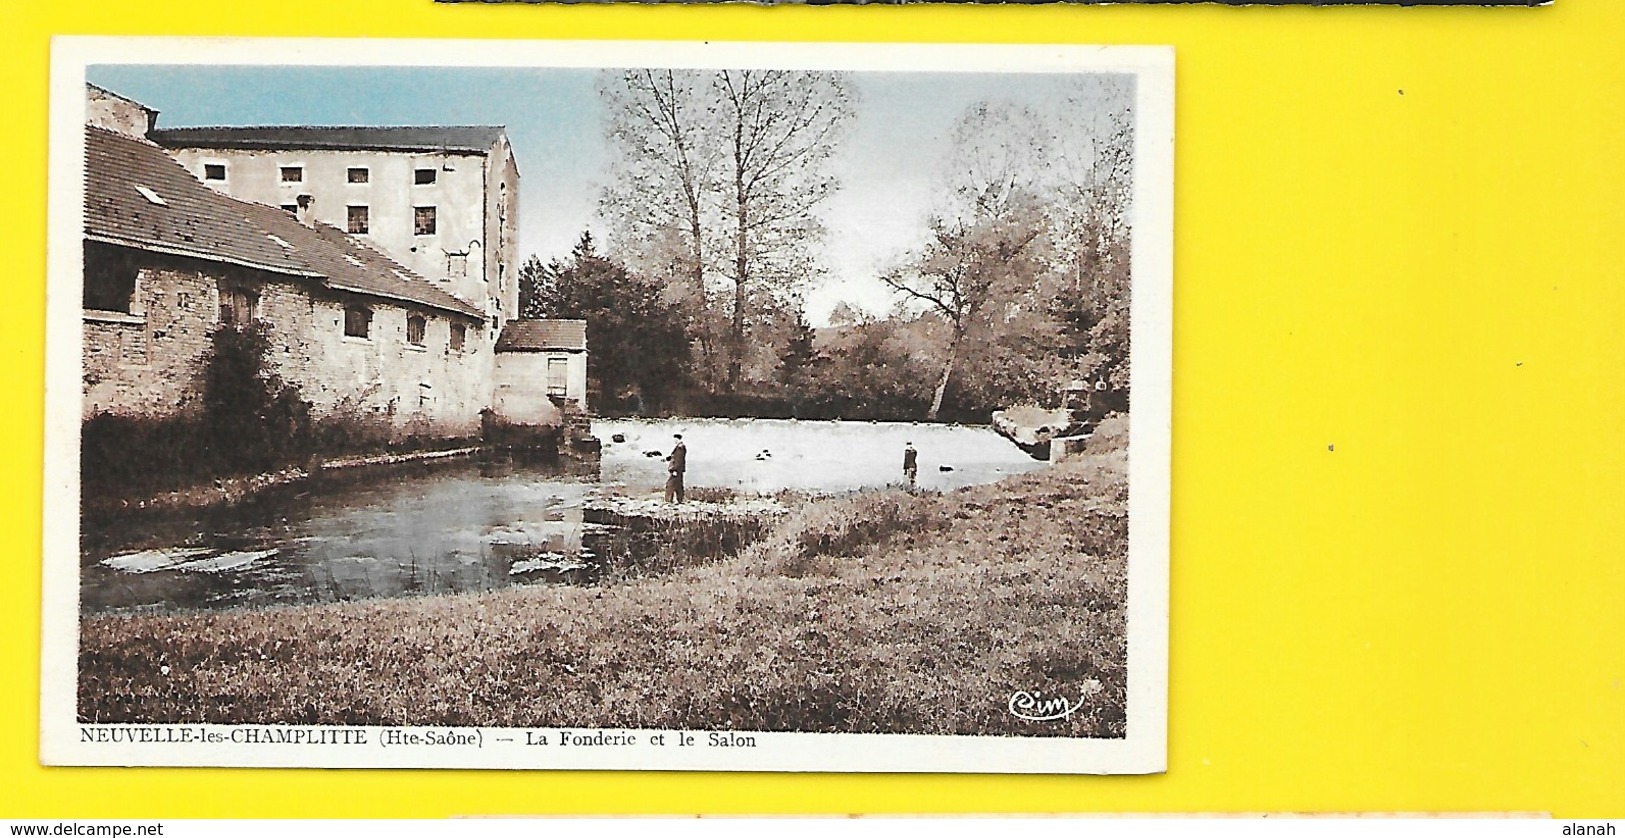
[86,86,154,138]
[491,352,567,427]
[83,248,491,438]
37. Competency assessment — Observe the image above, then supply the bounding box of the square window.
[203,163,226,181]
[347,167,369,184]
[414,206,436,236]
[84,244,138,313]
[219,285,259,328]
[414,168,437,185]
[450,323,466,352]
[280,166,303,183]
[344,305,371,339]
[347,205,369,235]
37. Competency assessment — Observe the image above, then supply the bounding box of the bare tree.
[712,70,853,390]
[599,69,723,387]
[882,202,1049,421]
[599,69,853,394]
[1047,76,1136,392]
[883,102,1055,421]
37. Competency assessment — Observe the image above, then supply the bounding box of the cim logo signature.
[1007,680,1103,722]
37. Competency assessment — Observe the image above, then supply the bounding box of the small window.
[219,285,259,327]
[347,205,369,234]
[280,165,303,183]
[414,206,436,236]
[344,305,371,339]
[280,204,297,215]
[447,253,467,279]
[449,323,466,352]
[546,356,569,398]
[347,167,369,184]
[414,168,437,185]
[406,315,426,347]
[84,245,139,313]
[203,163,226,181]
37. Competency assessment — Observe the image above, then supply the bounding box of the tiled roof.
[150,125,507,155]
[86,126,484,320]
[496,319,587,352]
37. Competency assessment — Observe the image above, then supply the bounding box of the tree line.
[519,70,1136,424]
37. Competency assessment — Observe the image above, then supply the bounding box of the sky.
[88,65,1129,325]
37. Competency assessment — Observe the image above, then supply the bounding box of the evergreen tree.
[522,233,691,414]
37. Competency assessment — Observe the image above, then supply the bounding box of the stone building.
[86,83,157,138]
[84,123,491,437]
[493,319,588,427]
[82,84,591,456]
[150,124,520,341]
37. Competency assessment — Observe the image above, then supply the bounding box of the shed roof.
[496,319,587,352]
[150,125,507,155]
[86,125,484,320]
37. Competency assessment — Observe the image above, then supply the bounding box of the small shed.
[492,319,588,426]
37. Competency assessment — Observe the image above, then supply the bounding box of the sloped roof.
[85,125,484,320]
[86,83,158,116]
[496,319,587,352]
[150,125,507,155]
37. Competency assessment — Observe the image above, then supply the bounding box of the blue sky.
[88,65,1122,323]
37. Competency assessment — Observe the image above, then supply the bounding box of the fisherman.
[902,441,918,488]
[664,434,688,504]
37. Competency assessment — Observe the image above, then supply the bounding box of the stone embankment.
[584,494,788,524]
[97,447,485,516]
[991,405,1072,460]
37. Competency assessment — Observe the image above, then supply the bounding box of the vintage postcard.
[42,38,1172,773]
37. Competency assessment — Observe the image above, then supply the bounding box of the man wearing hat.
[665,433,688,503]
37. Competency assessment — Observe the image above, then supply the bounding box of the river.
[81,418,1044,616]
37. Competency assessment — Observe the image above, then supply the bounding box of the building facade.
[151,125,520,341]
[85,120,490,438]
[492,319,589,427]
[82,84,585,451]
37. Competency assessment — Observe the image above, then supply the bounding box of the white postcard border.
[42,36,1173,774]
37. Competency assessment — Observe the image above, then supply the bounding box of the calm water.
[82,419,1044,616]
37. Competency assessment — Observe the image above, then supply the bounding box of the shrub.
[199,324,314,474]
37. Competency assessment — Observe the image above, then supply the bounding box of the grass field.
[79,430,1129,738]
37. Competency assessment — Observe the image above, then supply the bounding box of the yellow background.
[2,0,1622,819]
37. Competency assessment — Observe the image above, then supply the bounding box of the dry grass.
[79,446,1129,738]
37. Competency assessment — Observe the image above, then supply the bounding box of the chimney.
[295,194,316,227]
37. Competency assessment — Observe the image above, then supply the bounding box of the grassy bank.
[80,443,1128,738]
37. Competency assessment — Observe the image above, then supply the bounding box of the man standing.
[903,441,918,488]
[665,433,688,503]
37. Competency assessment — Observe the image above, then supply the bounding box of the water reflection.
[82,419,1046,616]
